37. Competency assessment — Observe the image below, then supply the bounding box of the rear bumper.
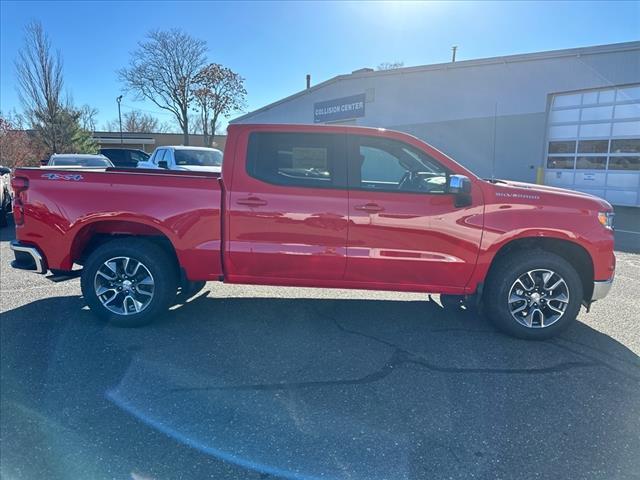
[591,277,614,301]
[10,240,46,274]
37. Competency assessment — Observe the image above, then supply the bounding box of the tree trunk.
[210,112,219,147]
[201,108,209,146]
[182,108,190,146]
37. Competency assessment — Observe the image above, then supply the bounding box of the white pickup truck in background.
[137,146,223,173]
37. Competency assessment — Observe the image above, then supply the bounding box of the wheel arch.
[69,220,180,272]
[485,237,594,303]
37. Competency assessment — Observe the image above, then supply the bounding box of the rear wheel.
[483,250,583,340]
[81,238,177,327]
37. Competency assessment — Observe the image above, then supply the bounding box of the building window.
[577,140,608,153]
[547,156,575,169]
[576,156,607,170]
[611,139,640,153]
[548,141,576,154]
[608,156,640,171]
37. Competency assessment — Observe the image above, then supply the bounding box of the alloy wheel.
[93,256,155,315]
[507,269,570,328]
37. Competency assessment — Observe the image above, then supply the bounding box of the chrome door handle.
[237,196,267,207]
[354,203,384,213]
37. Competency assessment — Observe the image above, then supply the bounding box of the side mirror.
[158,160,168,169]
[448,174,472,207]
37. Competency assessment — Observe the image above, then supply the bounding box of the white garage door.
[544,84,640,207]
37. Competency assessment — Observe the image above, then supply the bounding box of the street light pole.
[116,95,123,144]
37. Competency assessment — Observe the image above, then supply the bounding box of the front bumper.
[591,277,614,301]
[10,240,46,274]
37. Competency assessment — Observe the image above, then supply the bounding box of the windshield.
[50,157,112,167]
[174,149,222,167]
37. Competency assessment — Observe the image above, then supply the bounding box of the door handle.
[354,203,384,213]
[237,196,267,207]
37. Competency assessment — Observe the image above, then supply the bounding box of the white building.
[232,42,640,207]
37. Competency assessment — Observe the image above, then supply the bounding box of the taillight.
[11,176,28,225]
[11,176,29,194]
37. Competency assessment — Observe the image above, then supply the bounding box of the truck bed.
[12,167,223,280]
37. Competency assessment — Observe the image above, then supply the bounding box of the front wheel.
[81,238,178,327]
[483,250,583,340]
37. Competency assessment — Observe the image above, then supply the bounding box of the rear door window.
[246,132,346,188]
[103,150,125,163]
[130,151,149,163]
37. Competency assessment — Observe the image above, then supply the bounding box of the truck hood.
[175,165,222,173]
[490,179,613,210]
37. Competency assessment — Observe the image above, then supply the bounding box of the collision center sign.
[314,94,365,123]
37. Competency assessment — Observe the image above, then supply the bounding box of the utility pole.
[451,45,458,63]
[116,95,123,144]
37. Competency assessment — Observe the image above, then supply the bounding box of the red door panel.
[346,191,484,288]
[345,134,484,290]
[226,130,349,281]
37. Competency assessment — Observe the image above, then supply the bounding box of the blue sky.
[1,0,638,132]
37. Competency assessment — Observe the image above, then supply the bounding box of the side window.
[153,149,165,164]
[246,132,345,188]
[103,150,124,163]
[130,151,147,163]
[349,136,448,194]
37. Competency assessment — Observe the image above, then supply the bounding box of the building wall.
[92,132,227,153]
[393,113,547,181]
[232,43,640,184]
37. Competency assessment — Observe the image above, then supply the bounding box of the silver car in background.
[47,154,114,168]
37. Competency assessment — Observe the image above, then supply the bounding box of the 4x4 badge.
[41,173,84,181]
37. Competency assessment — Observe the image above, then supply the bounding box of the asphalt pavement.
[1,216,639,480]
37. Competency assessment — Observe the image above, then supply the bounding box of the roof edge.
[231,40,640,123]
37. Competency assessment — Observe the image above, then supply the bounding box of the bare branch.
[119,29,207,145]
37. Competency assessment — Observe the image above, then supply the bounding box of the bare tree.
[119,29,207,145]
[79,104,98,131]
[377,61,404,71]
[191,63,246,146]
[15,21,66,153]
[106,110,164,133]
[188,112,203,135]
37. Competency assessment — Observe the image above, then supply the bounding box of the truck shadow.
[1,293,639,479]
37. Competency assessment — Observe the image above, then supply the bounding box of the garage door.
[544,84,640,207]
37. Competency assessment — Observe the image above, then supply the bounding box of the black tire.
[483,249,583,340]
[176,280,207,301]
[81,238,178,327]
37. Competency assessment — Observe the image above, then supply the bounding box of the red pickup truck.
[10,124,615,339]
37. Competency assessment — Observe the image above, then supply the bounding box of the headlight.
[598,211,615,230]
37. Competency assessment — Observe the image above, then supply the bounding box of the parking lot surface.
[1,217,639,480]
